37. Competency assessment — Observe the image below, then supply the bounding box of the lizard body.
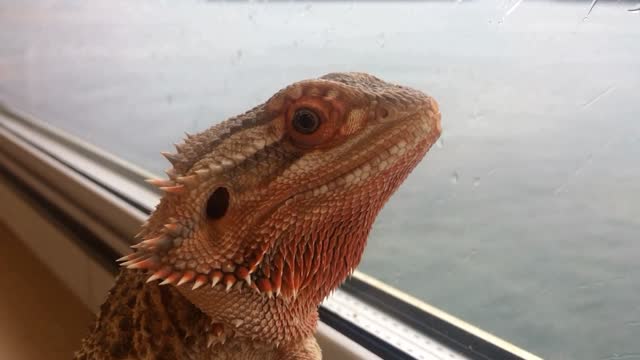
[75,72,441,360]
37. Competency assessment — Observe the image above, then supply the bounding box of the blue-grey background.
[1,1,639,359]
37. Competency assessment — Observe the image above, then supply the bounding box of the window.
[2,1,638,359]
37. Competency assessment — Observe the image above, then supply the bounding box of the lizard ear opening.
[206,187,230,220]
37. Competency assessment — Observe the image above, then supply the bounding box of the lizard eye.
[292,108,320,134]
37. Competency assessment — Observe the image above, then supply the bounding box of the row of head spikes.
[117,251,283,299]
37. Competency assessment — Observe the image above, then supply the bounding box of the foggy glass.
[1,1,639,359]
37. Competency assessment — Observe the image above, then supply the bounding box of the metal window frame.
[0,102,543,360]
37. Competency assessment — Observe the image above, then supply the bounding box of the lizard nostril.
[206,187,230,220]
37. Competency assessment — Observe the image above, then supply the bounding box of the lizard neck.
[177,282,319,344]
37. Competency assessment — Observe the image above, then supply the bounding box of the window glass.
[2,1,639,359]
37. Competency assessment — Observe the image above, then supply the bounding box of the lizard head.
[121,72,441,304]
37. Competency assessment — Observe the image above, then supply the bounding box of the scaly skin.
[75,72,441,360]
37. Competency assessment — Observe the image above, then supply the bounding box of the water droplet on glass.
[236,49,243,59]
[376,33,385,48]
[436,138,444,148]
[584,0,599,21]
[451,172,459,185]
[503,0,524,19]
[473,177,481,187]
[582,86,615,109]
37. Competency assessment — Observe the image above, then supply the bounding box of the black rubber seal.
[0,165,119,275]
[319,306,416,360]
[339,277,527,360]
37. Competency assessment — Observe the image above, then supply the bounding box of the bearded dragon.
[74,72,441,360]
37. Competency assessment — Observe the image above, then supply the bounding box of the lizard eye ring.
[285,97,341,149]
[292,108,320,134]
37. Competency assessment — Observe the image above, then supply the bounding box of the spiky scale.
[219,157,234,168]
[132,234,172,251]
[223,274,236,292]
[231,319,244,328]
[160,185,185,193]
[206,334,215,348]
[120,254,150,267]
[248,255,261,274]
[147,266,172,283]
[209,163,223,173]
[271,270,282,297]
[165,167,177,179]
[177,271,196,286]
[116,253,137,263]
[250,282,260,294]
[256,278,273,298]
[235,266,251,286]
[195,169,210,179]
[192,275,208,290]
[161,151,182,166]
[177,175,198,187]
[262,263,271,278]
[210,271,223,287]
[159,272,181,286]
[125,256,159,270]
[281,263,296,298]
[174,143,186,153]
[145,178,176,187]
